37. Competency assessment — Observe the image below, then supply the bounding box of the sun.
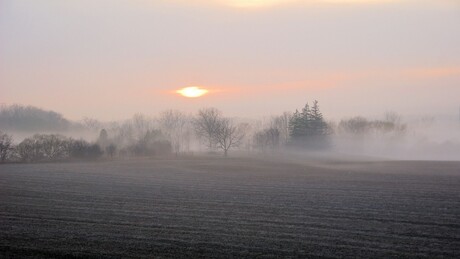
[176,86,209,98]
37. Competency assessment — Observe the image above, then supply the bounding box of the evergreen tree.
[97,129,109,151]
[311,100,325,136]
[288,100,331,149]
[300,103,311,136]
[289,109,303,139]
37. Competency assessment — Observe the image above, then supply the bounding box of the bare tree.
[338,117,371,136]
[13,134,104,163]
[214,118,246,156]
[383,111,407,136]
[17,137,43,162]
[338,114,406,138]
[159,110,188,155]
[270,112,292,145]
[384,111,402,125]
[82,117,103,131]
[114,121,135,147]
[131,114,152,140]
[37,134,68,160]
[254,127,280,152]
[16,134,68,162]
[0,131,13,163]
[193,108,221,150]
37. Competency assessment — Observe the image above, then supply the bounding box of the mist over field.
[1,103,459,257]
[1,103,459,161]
[1,0,460,258]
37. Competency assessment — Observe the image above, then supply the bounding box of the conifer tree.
[311,100,325,136]
[289,109,303,139]
[300,103,311,136]
[288,100,331,148]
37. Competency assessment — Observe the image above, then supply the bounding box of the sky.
[1,0,459,121]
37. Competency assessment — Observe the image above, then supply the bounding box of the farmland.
[1,156,459,258]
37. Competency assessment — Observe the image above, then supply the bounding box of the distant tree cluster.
[94,115,174,158]
[288,100,331,149]
[193,108,246,156]
[127,130,172,157]
[0,125,178,163]
[271,112,292,146]
[0,131,13,163]
[0,133,102,163]
[67,139,103,160]
[338,112,407,138]
[253,127,280,152]
[159,110,190,156]
[85,108,247,158]
[249,101,332,152]
[0,104,73,132]
[251,112,292,152]
[1,100,385,163]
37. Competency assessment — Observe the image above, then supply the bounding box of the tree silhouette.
[288,101,330,149]
[193,108,221,151]
[214,118,246,156]
[0,132,13,163]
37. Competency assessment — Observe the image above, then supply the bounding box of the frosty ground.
[1,156,459,258]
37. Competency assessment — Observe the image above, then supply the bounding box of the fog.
[2,2,460,258]
[332,116,460,161]
[1,1,459,159]
[1,103,459,162]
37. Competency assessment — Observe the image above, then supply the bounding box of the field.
[1,156,459,258]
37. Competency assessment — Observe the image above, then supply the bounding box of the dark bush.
[68,139,103,160]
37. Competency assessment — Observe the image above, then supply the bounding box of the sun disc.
[176,86,209,98]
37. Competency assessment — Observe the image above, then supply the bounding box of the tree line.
[0,101,408,163]
[0,133,102,163]
[0,104,73,132]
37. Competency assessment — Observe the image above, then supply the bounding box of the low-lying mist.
[1,104,459,163]
[333,115,460,161]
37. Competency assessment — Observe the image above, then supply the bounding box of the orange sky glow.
[0,0,459,120]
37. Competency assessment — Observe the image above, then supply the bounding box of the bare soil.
[1,156,459,258]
